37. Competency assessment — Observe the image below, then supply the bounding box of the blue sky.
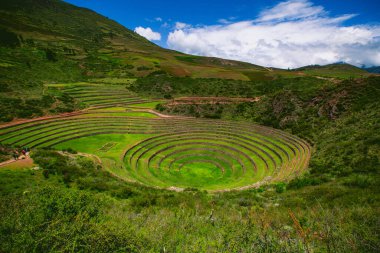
[64,0,380,68]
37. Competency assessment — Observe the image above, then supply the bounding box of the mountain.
[294,63,369,78]
[363,66,380,73]
[0,0,372,91]
[0,0,271,84]
[0,0,375,121]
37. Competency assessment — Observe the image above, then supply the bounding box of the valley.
[0,0,378,252]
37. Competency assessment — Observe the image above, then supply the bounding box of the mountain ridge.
[0,0,372,84]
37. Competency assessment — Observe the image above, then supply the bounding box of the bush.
[42,169,49,179]
[343,175,378,188]
[62,147,77,154]
[44,48,58,62]
[288,176,324,189]
[155,103,165,111]
[136,66,152,71]
[275,182,287,193]
[0,28,20,47]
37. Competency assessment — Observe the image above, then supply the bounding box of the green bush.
[0,28,20,47]
[275,182,287,193]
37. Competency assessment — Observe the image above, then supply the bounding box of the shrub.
[44,48,58,62]
[62,147,77,154]
[275,182,287,193]
[0,28,20,47]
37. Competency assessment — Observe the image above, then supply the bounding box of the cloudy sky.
[65,0,380,68]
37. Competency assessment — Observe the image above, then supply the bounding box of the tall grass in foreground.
[0,153,378,252]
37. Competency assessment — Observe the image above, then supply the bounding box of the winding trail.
[167,96,261,106]
[0,155,33,168]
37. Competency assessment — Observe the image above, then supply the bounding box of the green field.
[0,83,311,191]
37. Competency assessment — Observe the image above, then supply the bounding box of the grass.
[0,102,310,190]
[296,63,370,79]
[0,159,35,170]
[82,112,158,118]
[0,62,14,67]
[126,101,162,109]
[54,133,155,180]
[0,167,41,195]
[0,1,378,251]
[1,150,377,252]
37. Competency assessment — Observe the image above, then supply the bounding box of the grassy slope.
[0,0,379,252]
[295,63,369,78]
[0,0,267,121]
[0,0,373,123]
[155,76,380,182]
[0,0,270,87]
[0,76,378,251]
[0,151,378,252]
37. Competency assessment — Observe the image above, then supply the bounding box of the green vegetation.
[295,63,369,78]
[130,73,347,99]
[0,0,372,122]
[0,94,80,122]
[0,0,282,123]
[0,144,15,162]
[122,121,310,190]
[0,103,310,190]
[157,76,380,185]
[1,76,378,251]
[46,82,151,108]
[0,0,379,252]
[130,72,259,98]
[0,151,378,252]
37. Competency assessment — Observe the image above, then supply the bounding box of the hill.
[294,63,370,78]
[0,0,269,84]
[0,0,375,123]
[0,0,379,252]
[363,66,380,73]
[0,0,271,121]
[0,75,379,252]
[0,0,371,90]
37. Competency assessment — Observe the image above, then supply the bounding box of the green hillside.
[295,63,369,78]
[0,0,379,252]
[0,0,373,122]
[0,0,274,122]
[0,0,268,85]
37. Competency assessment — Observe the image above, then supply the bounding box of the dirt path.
[0,111,84,129]
[146,109,192,118]
[78,152,103,165]
[0,108,189,131]
[143,109,176,118]
[0,155,33,168]
[314,76,341,84]
[127,108,193,119]
[166,96,260,106]
[263,67,273,72]
[0,96,259,129]
[58,151,103,165]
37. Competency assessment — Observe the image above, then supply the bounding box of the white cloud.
[134,26,161,41]
[161,22,170,28]
[218,19,231,24]
[175,22,191,30]
[218,17,237,24]
[155,17,163,22]
[257,0,325,22]
[167,0,380,68]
